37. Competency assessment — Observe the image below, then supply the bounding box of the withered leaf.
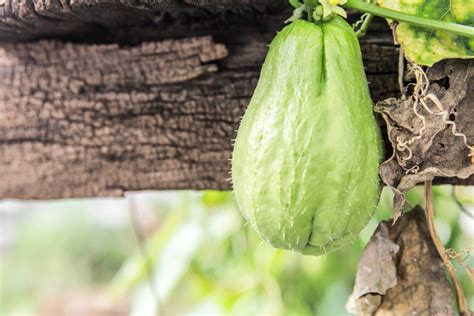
[347,207,454,315]
[375,60,474,218]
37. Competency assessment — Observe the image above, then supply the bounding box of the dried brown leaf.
[348,207,454,315]
[375,60,474,217]
[346,223,399,314]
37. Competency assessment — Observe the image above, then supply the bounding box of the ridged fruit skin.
[231,17,383,256]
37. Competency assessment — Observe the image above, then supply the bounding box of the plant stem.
[355,13,374,38]
[344,0,474,38]
[397,46,406,99]
[424,181,469,315]
[307,6,315,22]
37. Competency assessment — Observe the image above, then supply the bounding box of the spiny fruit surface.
[231,17,383,256]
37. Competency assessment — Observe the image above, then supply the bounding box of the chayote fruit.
[231,17,383,256]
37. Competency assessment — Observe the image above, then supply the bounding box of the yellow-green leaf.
[377,0,474,66]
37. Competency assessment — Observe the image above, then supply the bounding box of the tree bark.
[0,1,472,199]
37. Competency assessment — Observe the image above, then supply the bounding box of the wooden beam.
[0,2,471,199]
[0,0,284,41]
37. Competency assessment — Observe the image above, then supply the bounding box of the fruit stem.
[307,6,315,22]
[344,0,474,38]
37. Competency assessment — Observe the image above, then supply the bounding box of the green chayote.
[231,17,383,256]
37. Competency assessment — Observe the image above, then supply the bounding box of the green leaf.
[201,190,231,207]
[289,0,304,8]
[377,0,474,66]
[285,5,306,23]
[332,5,348,18]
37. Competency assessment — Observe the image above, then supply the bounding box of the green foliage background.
[0,186,473,315]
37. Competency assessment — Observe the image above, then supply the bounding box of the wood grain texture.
[1,36,236,198]
[0,21,406,199]
[0,1,471,199]
[0,0,284,41]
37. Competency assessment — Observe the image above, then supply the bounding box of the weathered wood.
[0,18,402,199]
[1,37,234,198]
[0,1,471,199]
[0,0,284,41]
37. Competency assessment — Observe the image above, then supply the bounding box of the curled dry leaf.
[352,224,399,298]
[375,60,474,219]
[347,207,454,315]
[346,223,399,314]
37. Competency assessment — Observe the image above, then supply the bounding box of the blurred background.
[0,185,472,316]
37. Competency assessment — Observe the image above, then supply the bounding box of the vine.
[343,0,474,37]
[288,0,474,37]
[424,181,469,315]
[445,248,474,285]
[353,13,374,37]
